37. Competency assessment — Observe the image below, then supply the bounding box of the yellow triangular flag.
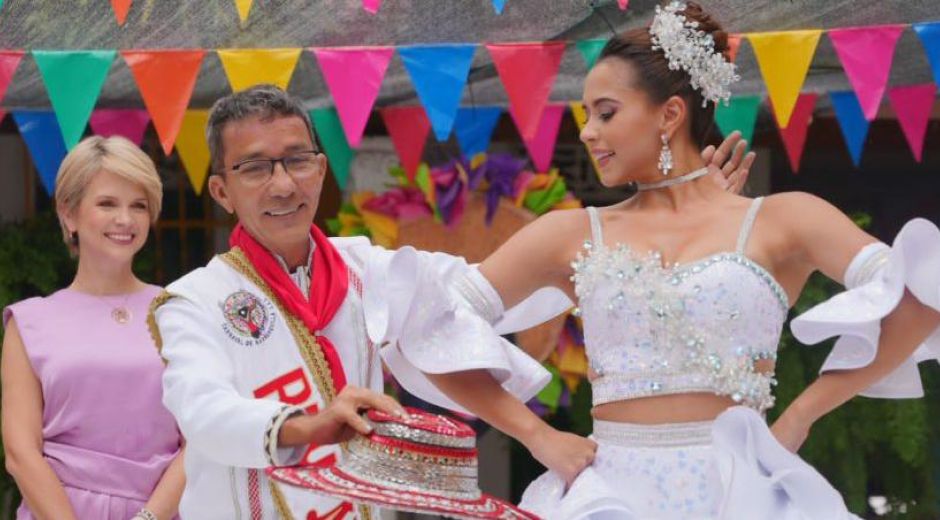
[234,0,253,24]
[217,48,302,92]
[176,110,211,195]
[747,30,822,128]
[569,101,601,177]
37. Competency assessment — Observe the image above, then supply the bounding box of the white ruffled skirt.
[519,407,860,520]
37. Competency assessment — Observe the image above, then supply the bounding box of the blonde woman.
[2,136,183,520]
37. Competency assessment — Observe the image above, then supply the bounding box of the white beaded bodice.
[572,199,789,411]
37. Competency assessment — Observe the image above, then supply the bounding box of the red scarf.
[230,224,348,393]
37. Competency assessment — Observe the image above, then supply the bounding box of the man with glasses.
[150,84,755,519]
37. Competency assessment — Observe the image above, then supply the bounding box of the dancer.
[400,2,940,518]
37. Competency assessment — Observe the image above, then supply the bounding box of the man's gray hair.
[206,84,319,173]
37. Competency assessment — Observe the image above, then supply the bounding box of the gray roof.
[1,0,938,111]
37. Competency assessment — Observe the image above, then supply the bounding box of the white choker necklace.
[635,167,710,191]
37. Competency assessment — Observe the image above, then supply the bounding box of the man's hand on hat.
[279,386,407,447]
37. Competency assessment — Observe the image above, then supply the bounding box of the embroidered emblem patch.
[221,290,276,346]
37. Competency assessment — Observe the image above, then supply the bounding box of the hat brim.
[267,466,538,520]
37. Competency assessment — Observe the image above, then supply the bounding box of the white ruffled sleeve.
[360,245,552,414]
[790,218,940,398]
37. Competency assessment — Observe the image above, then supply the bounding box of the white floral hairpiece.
[649,1,739,106]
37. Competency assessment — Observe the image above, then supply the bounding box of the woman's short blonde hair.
[54,136,163,255]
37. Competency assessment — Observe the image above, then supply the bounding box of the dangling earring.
[70,231,79,245]
[658,133,673,176]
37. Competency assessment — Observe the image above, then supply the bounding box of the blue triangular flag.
[13,111,68,196]
[492,0,506,14]
[454,107,502,158]
[830,91,870,167]
[913,22,940,85]
[399,44,476,142]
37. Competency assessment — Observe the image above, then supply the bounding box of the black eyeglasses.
[229,150,322,187]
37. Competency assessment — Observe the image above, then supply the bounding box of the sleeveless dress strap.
[736,197,765,254]
[586,207,604,248]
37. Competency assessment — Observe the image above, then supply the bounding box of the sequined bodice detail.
[573,201,789,411]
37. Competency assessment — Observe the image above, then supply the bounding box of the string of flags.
[2,19,939,196]
[11,0,631,26]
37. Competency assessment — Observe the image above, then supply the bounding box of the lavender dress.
[3,286,181,519]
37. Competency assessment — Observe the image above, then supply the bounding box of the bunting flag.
[748,30,821,128]
[311,107,355,189]
[33,50,116,150]
[887,83,937,163]
[217,48,301,92]
[362,0,381,13]
[110,0,132,25]
[313,47,394,148]
[234,0,253,24]
[398,44,476,141]
[771,92,816,173]
[13,111,68,196]
[89,109,151,146]
[829,25,905,121]
[175,110,212,195]
[0,51,24,103]
[727,34,742,63]
[829,91,870,167]
[513,103,565,173]
[122,50,204,155]
[487,42,565,140]
[454,106,502,158]
[492,0,506,14]
[617,0,629,9]
[912,22,940,86]
[568,101,601,176]
[576,39,606,70]
[381,106,430,181]
[714,95,761,149]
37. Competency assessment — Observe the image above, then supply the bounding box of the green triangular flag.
[576,39,607,69]
[33,50,116,150]
[714,95,762,150]
[310,107,354,189]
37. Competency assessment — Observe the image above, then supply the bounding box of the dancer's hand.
[703,130,756,195]
[770,413,810,453]
[279,386,406,447]
[525,425,597,485]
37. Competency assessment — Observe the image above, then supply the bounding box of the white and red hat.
[267,407,539,519]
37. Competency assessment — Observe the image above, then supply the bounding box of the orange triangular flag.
[727,34,742,63]
[110,0,132,25]
[122,50,205,156]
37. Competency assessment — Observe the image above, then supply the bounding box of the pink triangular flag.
[363,0,381,14]
[771,92,816,173]
[487,42,566,140]
[381,106,431,180]
[512,103,565,172]
[617,0,629,9]
[313,47,394,148]
[89,109,151,146]
[829,25,905,120]
[0,51,24,104]
[888,83,936,162]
